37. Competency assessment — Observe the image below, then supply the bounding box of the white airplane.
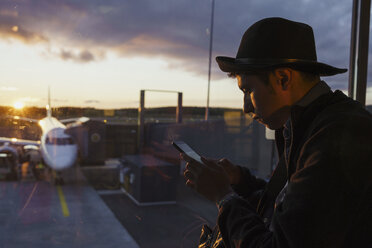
[0,90,80,183]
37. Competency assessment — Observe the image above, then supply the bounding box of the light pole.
[205,0,215,121]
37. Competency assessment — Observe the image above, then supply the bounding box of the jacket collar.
[288,81,332,131]
[295,80,331,107]
[275,81,333,177]
[282,81,331,137]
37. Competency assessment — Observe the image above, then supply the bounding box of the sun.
[13,101,24,110]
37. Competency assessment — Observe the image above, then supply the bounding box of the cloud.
[0,9,19,18]
[84,100,100,104]
[0,23,48,44]
[0,5,48,44]
[60,49,96,63]
[0,0,370,87]
[79,50,94,62]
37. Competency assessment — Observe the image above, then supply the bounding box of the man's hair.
[228,70,276,88]
[228,70,271,85]
[228,69,320,85]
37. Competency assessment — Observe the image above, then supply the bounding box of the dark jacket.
[218,90,372,248]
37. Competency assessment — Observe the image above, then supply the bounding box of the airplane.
[0,89,80,184]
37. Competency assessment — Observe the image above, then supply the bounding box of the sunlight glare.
[14,101,24,109]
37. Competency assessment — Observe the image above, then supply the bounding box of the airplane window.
[45,137,74,145]
[45,137,56,144]
[1,1,369,248]
[58,138,75,145]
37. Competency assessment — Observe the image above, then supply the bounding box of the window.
[0,1,367,247]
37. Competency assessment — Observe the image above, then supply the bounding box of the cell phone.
[172,141,203,163]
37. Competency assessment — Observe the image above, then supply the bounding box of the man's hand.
[217,158,242,185]
[182,153,233,203]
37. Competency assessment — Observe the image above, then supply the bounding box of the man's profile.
[182,17,372,247]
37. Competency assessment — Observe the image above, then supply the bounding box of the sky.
[0,0,371,109]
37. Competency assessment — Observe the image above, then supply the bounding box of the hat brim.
[216,56,347,76]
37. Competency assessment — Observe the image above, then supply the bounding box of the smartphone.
[172,141,203,163]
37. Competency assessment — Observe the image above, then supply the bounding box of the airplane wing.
[60,116,90,124]
[0,115,38,123]
[0,137,40,147]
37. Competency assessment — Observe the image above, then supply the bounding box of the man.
[182,17,372,247]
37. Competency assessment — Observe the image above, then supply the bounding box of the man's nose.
[243,93,254,114]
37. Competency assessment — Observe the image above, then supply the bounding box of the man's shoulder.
[293,91,372,177]
[310,90,372,127]
[295,90,372,145]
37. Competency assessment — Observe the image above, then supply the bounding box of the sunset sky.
[0,0,371,109]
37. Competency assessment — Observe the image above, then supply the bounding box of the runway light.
[11,138,17,142]
[13,101,24,110]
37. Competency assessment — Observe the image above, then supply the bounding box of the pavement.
[0,167,139,248]
[100,177,218,248]
[0,162,219,248]
[0,157,221,248]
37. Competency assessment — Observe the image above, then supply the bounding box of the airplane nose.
[54,156,76,170]
[45,145,77,170]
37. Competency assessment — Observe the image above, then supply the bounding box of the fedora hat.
[216,17,347,76]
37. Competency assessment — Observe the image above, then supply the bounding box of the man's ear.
[273,68,292,90]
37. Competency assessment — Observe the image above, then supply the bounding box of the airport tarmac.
[99,178,218,248]
[0,164,218,248]
[0,167,139,248]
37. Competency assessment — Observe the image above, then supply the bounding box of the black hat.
[216,17,347,76]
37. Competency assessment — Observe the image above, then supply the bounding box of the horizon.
[0,104,244,111]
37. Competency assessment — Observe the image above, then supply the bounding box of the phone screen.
[172,141,202,163]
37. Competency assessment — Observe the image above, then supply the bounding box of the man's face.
[237,73,289,130]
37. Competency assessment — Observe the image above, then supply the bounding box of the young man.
[182,18,372,247]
